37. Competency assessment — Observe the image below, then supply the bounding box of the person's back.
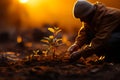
[90,3,120,62]
[68,1,120,62]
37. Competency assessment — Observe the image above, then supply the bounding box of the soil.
[0,43,120,80]
[0,60,120,80]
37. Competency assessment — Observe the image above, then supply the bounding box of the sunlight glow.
[78,0,87,1]
[19,0,29,3]
[10,0,81,29]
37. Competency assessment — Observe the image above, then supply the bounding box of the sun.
[19,0,29,3]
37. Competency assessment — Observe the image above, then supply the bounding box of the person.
[67,0,120,62]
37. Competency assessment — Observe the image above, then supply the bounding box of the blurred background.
[0,0,120,49]
[0,0,120,30]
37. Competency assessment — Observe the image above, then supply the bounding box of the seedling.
[41,27,62,59]
[25,50,40,61]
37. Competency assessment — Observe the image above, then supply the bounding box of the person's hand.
[67,43,79,54]
[69,50,82,62]
[69,45,93,62]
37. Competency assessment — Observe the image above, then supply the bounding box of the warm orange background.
[1,0,120,31]
[20,0,120,28]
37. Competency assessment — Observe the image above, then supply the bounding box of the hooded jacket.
[75,3,120,57]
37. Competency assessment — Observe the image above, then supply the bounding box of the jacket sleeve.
[75,22,89,48]
[80,18,120,57]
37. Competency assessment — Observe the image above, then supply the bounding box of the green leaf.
[41,39,49,44]
[33,50,39,55]
[48,28,55,33]
[36,50,39,53]
[56,29,61,35]
[56,39,62,43]
[44,37,50,40]
[49,35,54,39]
[54,27,59,30]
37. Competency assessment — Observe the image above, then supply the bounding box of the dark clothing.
[75,3,120,58]
[105,32,120,62]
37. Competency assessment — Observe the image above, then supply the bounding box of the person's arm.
[79,18,120,57]
[69,18,120,62]
[75,22,88,47]
[67,22,88,53]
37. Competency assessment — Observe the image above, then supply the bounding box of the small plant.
[41,27,63,59]
[33,50,40,56]
[25,50,40,61]
[32,50,40,60]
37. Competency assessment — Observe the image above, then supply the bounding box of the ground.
[0,60,120,80]
[0,42,120,80]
